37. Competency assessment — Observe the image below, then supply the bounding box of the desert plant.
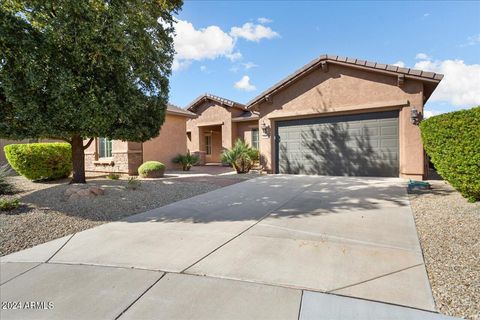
[172,152,199,171]
[126,176,141,190]
[106,173,121,180]
[420,106,480,202]
[0,198,20,211]
[221,139,259,174]
[138,161,166,178]
[4,143,72,181]
[0,164,15,195]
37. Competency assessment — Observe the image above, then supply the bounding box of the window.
[205,135,212,155]
[98,137,112,158]
[251,128,259,149]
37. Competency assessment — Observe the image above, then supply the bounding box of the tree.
[0,0,182,183]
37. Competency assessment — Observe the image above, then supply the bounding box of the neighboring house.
[186,94,259,164]
[84,104,196,175]
[187,54,443,179]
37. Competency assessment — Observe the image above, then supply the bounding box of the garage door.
[275,111,399,177]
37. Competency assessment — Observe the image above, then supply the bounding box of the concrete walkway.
[1,175,455,319]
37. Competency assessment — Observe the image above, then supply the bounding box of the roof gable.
[166,103,197,118]
[186,93,246,113]
[246,54,444,109]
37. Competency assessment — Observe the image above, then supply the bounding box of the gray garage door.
[275,111,399,177]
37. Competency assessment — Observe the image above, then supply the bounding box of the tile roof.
[166,103,197,118]
[186,93,246,112]
[246,54,444,108]
[232,111,260,122]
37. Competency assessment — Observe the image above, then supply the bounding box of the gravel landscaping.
[409,180,480,320]
[0,174,253,256]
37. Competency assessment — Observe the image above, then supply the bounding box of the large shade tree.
[0,0,182,183]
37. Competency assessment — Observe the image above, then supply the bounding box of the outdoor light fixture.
[261,121,270,137]
[410,107,421,125]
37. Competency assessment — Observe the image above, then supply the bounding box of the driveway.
[1,175,454,319]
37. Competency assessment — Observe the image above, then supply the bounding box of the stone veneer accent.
[84,150,143,175]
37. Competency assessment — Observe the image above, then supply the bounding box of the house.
[187,54,443,179]
[84,104,196,175]
[186,94,260,164]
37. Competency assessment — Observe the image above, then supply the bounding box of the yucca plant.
[221,139,259,174]
[173,152,199,171]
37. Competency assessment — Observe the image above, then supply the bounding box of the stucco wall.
[186,101,245,160]
[84,114,188,174]
[254,63,426,179]
[235,121,259,146]
[143,114,188,169]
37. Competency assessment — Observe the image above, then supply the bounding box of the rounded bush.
[138,161,165,178]
[4,142,72,181]
[420,106,480,202]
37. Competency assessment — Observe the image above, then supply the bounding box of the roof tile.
[246,54,443,108]
[386,65,398,72]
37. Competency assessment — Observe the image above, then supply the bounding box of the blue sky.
[169,1,480,116]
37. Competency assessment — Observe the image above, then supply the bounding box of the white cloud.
[171,19,236,70]
[414,59,480,106]
[170,19,278,71]
[461,34,480,47]
[230,23,279,42]
[423,110,443,118]
[243,62,258,69]
[234,75,256,91]
[415,53,431,60]
[257,17,273,24]
[200,65,207,72]
[423,13,430,17]
[392,61,405,68]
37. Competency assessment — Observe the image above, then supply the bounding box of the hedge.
[420,106,480,202]
[4,143,72,181]
[138,161,165,178]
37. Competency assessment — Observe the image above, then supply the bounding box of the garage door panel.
[276,111,399,177]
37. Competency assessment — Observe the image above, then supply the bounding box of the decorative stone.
[65,187,81,196]
[66,186,105,200]
[90,187,105,196]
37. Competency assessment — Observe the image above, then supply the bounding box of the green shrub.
[4,143,72,181]
[172,152,199,171]
[0,198,20,211]
[420,106,480,202]
[138,161,165,178]
[221,139,259,174]
[126,176,141,190]
[0,164,16,195]
[107,173,121,180]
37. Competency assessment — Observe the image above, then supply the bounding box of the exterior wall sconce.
[410,107,421,125]
[261,122,271,137]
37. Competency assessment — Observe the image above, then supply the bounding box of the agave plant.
[172,152,199,171]
[221,139,259,174]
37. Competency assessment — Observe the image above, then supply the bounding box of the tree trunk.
[71,135,86,183]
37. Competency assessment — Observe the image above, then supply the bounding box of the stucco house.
[186,94,260,164]
[84,104,196,175]
[187,54,443,179]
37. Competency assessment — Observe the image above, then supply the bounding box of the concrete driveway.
[1,175,454,319]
